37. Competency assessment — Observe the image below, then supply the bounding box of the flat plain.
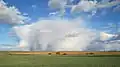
[0,51,120,67]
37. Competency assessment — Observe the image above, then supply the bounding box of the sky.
[0,0,50,44]
[0,0,120,51]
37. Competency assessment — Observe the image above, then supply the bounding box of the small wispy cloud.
[113,5,120,12]
[49,12,58,16]
[32,5,37,8]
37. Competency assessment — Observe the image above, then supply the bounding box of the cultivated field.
[0,51,120,67]
[8,51,120,55]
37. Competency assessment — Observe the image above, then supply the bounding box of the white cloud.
[99,32,115,41]
[71,0,97,14]
[113,5,120,12]
[52,28,97,51]
[97,1,120,8]
[14,19,120,51]
[100,0,110,3]
[104,41,120,51]
[0,0,29,24]
[23,13,28,16]
[13,18,99,51]
[48,11,64,17]
[0,44,28,51]
[48,0,120,17]
[13,24,32,46]
[71,0,120,16]
[48,0,67,9]
[32,5,37,8]
[2,0,120,51]
[48,0,68,16]
[49,12,58,16]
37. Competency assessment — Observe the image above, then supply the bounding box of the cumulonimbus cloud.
[13,18,98,51]
[14,18,120,51]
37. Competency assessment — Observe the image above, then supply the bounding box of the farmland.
[0,51,120,67]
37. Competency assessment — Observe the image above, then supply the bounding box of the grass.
[0,52,120,67]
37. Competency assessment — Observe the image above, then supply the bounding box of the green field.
[0,52,120,67]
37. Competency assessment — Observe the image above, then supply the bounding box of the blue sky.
[4,0,50,22]
[0,0,120,45]
[0,0,50,44]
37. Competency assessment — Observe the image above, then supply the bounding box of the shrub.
[62,53,67,55]
[89,52,94,55]
[86,52,94,55]
[56,52,60,55]
[48,53,52,55]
